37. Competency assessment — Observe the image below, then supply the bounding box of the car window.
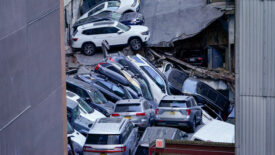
[112,85,126,98]
[91,90,108,104]
[115,103,141,112]
[67,122,74,134]
[138,79,153,101]
[116,22,130,31]
[77,98,94,114]
[143,101,150,109]
[88,3,105,16]
[159,100,190,108]
[190,98,197,106]
[208,89,218,102]
[86,134,122,144]
[107,1,120,7]
[141,66,166,93]
[121,123,133,143]
[83,27,110,35]
[105,27,119,33]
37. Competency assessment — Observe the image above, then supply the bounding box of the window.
[82,28,107,35]
[88,4,105,16]
[116,22,130,31]
[190,98,197,106]
[91,90,108,104]
[86,134,121,144]
[159,100,190,108]
[105,27,119,33]
[77,98,94,114]
[121,123,133,143]
[141,66,166,93]
[67,122,74,134]
[115,104,141,112]
[143,101,150,109]
[107,1,120,7]
[112,85,126,98]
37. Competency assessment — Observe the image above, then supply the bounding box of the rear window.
[159,100,190,108]
[86,134,121,144]
[115,104,141,112]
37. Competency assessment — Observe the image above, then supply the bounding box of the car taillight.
[108,57,115,62]
[186,109,191,115]
[197,57,203,61]
[83,146,93,152]
[155,109,159,114]
[136,112,146,116]
[72,38,78,41]
[113,146,126,152]
[95,64,100,70]
[111,113,120,117]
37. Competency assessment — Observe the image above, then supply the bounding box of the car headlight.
[141,31,149,35]
[131,0,137,7]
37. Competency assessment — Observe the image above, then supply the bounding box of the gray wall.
[236,0,275,154]
[0,0,66,154]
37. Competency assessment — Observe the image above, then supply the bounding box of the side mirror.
[85,97,91,103]
[117,30,124,34]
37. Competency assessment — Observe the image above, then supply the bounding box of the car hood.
[81,110,106,122]
[129,25,149,33]
[119,0,134,9]
[120,12,142,22]
[68,130,86,150]
[73,116,93,131]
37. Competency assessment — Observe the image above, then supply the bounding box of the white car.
[127,54,169,104]
[67,121,86,154]
[78,0,140,20]
[72,21,150,55]
[66,91,106,122]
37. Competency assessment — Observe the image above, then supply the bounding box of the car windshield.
[115,103,141,112]
[67,122,74,134]
[86,134,121,144]
[159,100,189,108]
[72,106,80,120]
[91,90,108,104]
[109,12,121,20]
[107,1,120,8]
[139,79,153,100]
[141,66,166,93]
[88,4,105,16]
[77,98,94,114]
[116,22,130,31]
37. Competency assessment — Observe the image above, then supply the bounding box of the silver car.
[155,95,202,132]
[111,99,155,129]
[83,118,138,155]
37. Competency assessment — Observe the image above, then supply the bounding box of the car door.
[190,98,202,122]
[102,27,121,45]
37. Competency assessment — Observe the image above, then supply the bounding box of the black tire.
[190,118,196,133]
[81,43,96,56]
[129,38,142,51]
[198,112,203,125]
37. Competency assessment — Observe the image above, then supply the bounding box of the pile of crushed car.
[66,53,234,155]
[66,0,234,154]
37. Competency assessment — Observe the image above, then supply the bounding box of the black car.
[76,73,136,103]
[181,50,207,67]
[66,77,115,117]
[165,68,232,120]
[73,11,144,32]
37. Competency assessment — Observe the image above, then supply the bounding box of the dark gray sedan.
[155,95,202,132]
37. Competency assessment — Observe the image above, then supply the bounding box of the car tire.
[190,118,196,133]
[198,113,203,125]
[129,38,142,51]
[81,43,96,56]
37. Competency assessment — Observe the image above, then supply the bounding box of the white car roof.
[116,99,145,104]
[161,95,191,101]
[78,21,118,30]
[89,118,128,134]
[66,90,80,102]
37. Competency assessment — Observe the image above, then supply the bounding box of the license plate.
[100,153,107,155]
[169,111,175,115]
[124,116,132,119]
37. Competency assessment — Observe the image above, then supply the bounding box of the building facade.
[236,0,275,154]
[0,0,66,154]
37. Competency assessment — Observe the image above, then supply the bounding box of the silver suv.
[155,95,203,132]
[83,118,138,155]
[111,99,155,129]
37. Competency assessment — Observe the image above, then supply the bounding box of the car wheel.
[190,118,196,133]
[129,38,142,51]
[82,43,95,56]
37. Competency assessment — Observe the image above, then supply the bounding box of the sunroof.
[98,118,122,123]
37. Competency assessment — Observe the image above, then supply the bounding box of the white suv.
[72,21,150,55]
[78,0,140,21]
